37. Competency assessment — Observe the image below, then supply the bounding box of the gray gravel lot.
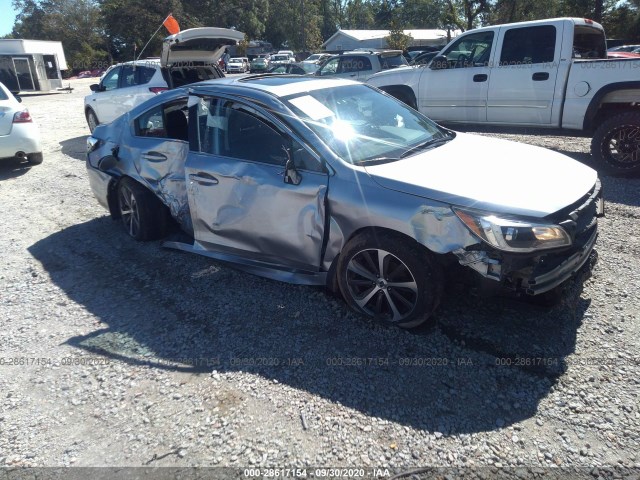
[0,77,639,477]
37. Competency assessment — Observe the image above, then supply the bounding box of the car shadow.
[0,157,35,180]
[28,218,590,434]
[60,135,89,161]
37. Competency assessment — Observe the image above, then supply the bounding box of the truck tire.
[382,87,418,110]
[591,112,640,176]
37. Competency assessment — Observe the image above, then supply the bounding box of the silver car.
[86,77,603,328]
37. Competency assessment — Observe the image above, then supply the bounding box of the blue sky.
[0,1,17,36]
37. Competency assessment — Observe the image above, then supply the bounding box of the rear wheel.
[86,109,99,133]
[337,231,443,329]
[117,178,168,241]
[27,152,43,165]
[591,112,640,175]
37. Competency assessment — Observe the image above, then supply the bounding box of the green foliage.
[7,0,640,71]
[385,18,413,50]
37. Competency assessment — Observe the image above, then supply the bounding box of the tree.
[98,0,184,61]
[12,0,108,71]
[441,0,488,30]
[385,18,412,50]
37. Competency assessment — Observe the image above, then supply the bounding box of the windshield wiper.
[352,156,400,166]
[400,134,454,158]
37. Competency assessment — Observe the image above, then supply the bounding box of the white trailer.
[0,39,68,93]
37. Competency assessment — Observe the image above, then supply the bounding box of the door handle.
[532,72,549,81]
[189,173,219,185]
[349,74,357,77]
[473,74,488,82]
[141,151,167,162]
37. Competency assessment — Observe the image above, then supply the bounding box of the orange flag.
[163,14,180,35]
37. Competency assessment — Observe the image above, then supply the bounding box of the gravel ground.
[0,78,639,478]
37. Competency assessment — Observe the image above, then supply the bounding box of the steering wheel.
[456,54,469,68]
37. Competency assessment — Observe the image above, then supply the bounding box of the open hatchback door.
[161,27,245,87]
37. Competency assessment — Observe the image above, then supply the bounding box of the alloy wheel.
[119,185,141,238]
[605,124,640,167]
[345,248,418,322]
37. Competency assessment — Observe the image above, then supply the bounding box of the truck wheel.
[336,231,443,329]
[382,88,417,110]
[591,112,640,175]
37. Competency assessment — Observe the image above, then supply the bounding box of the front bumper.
[522,227,597,294]
[455,180,603,295]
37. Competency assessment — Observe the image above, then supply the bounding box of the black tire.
[27,152,43,165]
[386,88,418,111]
[591,111,640,175]
[336,231,443,329]
[117,178,168,241]
[86,109,99,133]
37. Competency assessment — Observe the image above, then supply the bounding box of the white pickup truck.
[367,17,640,175]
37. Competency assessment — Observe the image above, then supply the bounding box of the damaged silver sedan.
[86,76,603,328]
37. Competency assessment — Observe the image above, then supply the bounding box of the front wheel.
[336,231,443,329]
[591,112,640,176]
[117,178,168,241]
[86,109,99,133]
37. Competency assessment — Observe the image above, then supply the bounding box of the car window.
[120,66,136,88]
[573,25,607,59]
[196,97,319,169]
[319,58,339,75]
[135,100,189,141]
[379,54,407,69]
[500,26,556,65]
[136,66,157,84]
[197,99,287,166]
[341,56,371,73]
[101,67,120,91]
[442,32,494,68]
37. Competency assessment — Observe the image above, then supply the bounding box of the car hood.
[364,132,597,218]
[161,27,245,67]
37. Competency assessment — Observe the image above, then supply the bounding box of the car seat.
[165,110,189,141]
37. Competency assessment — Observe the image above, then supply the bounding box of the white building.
[322,29,458,52]
[0,39,68,93]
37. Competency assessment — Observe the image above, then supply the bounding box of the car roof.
[193,76,358,97]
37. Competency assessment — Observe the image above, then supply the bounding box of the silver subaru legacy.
[86,76,603,328]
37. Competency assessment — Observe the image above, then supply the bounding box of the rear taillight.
[149,87,168,94]
[13,110,33,123]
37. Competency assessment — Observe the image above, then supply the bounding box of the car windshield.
[298,63,319,73]
[273,55,289,61]
[283,84,451,165]
[229,59,241,63]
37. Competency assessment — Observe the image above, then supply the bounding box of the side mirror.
[430,55,449,70]
[97,155,118,171]
[89,84,101,92]
[284,157,302,185]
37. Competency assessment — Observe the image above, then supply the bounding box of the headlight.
[453,208,571,253]
[86,136,101,153]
